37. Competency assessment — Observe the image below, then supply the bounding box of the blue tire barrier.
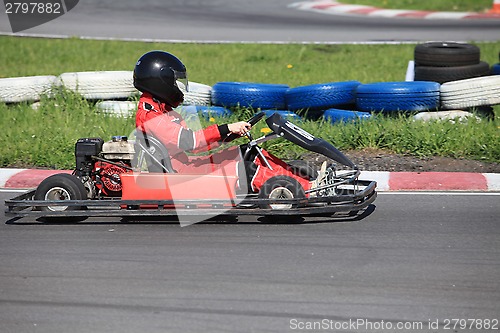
[492,63,500,75]
[323,108,371,124]
[285,81,361,111]
[178,105,232,121]
[297,109,328,121]
[355,81,441,113]
[262,110,301,120]
[211,82,289,110]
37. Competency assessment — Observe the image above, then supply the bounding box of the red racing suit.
[135,92,310,192]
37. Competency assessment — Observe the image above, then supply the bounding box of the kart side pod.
[120,173,239,201]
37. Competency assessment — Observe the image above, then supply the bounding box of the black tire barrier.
[414,42,480,67]
[211,82,289,109]
[356,81,441,113]
[414,61,490,84]
[285,81,361,111]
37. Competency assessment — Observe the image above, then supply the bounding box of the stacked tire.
[211,82,289,110]
[58,71,137,100]
[0,75,58,103]
[440,76,500,110]
[285,81,360,111]
[355,81,441,113]
[414,42,490,84]
[180,82,212,106]
[286,81,363,122]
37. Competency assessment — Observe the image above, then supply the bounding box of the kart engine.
[75,136,134,197]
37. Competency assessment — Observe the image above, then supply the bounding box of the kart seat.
[134,130,176,173]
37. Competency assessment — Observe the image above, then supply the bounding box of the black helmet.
[133,51,188,107]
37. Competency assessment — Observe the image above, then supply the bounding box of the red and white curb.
[362,171,500,191]
[289,1,500,20]
[0,169,72,189]
[1,168,499,192]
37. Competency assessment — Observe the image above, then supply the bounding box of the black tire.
[287,160,318,180]
[414,61,491,84]
[258,176,305,210]
[34,173,88,222]
[414,42,480,67]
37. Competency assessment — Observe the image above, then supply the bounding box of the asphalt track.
[1,0,499,42]
[1,190,499,333]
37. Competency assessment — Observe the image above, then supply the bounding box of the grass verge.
[2,37,500,84]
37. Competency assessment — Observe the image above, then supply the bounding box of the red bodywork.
[120,173,238,202]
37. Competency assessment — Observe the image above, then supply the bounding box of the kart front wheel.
[258,176,305,210]
[34,173,88,222]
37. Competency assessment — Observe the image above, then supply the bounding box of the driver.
[133,50,311,193]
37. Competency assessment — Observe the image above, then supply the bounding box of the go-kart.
[5,112,377,223]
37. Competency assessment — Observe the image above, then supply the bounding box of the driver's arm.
[178,121,251,152]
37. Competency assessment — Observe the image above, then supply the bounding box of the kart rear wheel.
[34,173,88,222]
[258,176,305,210]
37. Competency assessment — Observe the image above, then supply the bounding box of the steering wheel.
[223,111,266,143]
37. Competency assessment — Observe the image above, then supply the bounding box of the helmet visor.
[174,69,189,92]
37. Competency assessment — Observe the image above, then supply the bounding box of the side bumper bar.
[5,180,376,219]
